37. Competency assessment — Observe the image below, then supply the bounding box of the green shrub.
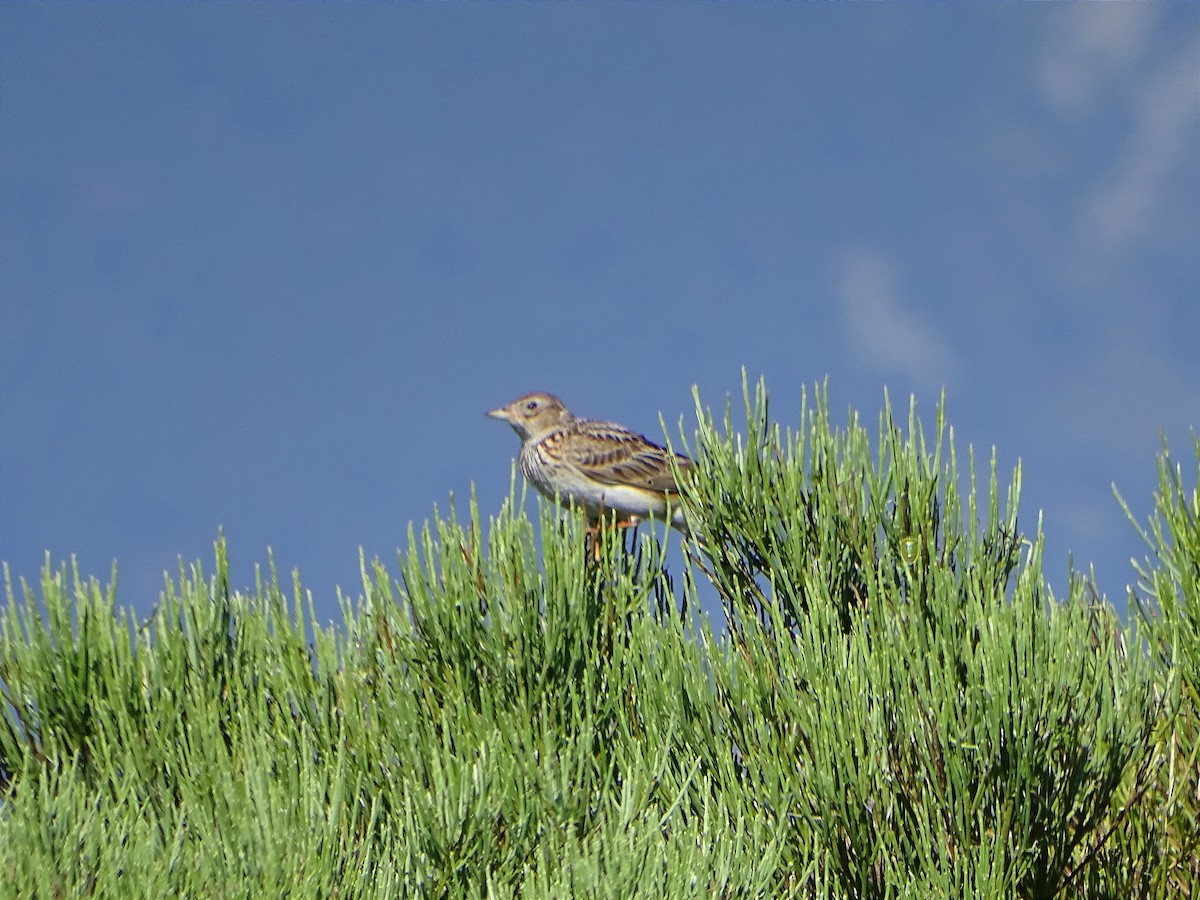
[1117,439,1200,898]
[0,380,1187,898]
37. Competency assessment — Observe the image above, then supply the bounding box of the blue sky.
[3,5,1197,623]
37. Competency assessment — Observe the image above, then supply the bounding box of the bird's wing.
[556,421,692,494]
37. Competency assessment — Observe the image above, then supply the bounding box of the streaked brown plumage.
[486,392,691,530]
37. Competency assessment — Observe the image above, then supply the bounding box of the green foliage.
[680,381,1162,898]
[1119,437,1200,897]
[0,380,1189,898]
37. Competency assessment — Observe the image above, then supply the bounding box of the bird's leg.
[584,507,602,562]
[584,498,643,562]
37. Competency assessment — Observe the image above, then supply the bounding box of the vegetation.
[1,381,1196,898]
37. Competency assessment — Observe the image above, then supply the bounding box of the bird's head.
[486,392,573,442]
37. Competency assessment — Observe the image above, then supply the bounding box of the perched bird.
[487,392,692,532]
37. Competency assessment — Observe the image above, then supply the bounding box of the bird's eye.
[525,399,539,411]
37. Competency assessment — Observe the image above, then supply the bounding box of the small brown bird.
[486,392,692,531]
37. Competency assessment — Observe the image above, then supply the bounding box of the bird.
[486,392,692,532]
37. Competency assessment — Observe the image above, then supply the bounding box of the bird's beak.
[485,406,510,422]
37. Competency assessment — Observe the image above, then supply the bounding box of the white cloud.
[1036,5,1157,114]
[837,249,957,388]
[1035,11,1200,270]
[1082,32,1200,254]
